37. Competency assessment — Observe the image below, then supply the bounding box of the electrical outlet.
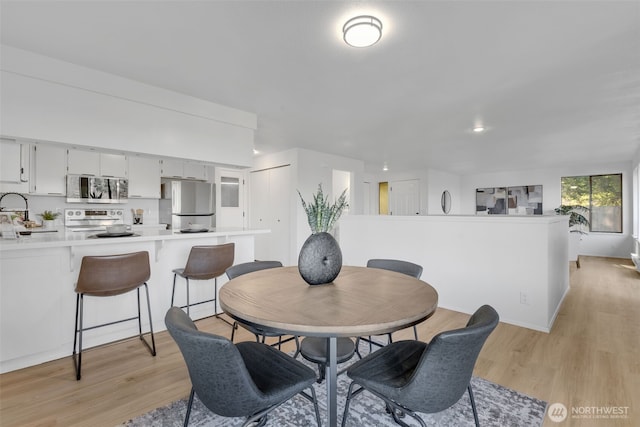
[520,291,529,305]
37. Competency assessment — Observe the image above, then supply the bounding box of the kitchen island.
[0,226,269,373]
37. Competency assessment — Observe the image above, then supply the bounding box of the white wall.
[250,148,365,264]
[340,214,569,332]
[427,169,462,215]
[1,46,256,167]
[459,161,634,258]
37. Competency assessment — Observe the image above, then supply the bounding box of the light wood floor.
[1,256,638,427]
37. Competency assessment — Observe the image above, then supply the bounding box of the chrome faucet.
[0,192,29,221]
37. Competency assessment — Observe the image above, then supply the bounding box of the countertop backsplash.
[3,194,160,228]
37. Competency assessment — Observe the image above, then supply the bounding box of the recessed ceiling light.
[343,15,383,48]
[473,126,485,133]
[382,163,389,171]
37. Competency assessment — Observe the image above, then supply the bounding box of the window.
[561,174,622,233]
[220,176,239,207]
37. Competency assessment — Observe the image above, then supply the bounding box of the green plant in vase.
[298,185,349,233]
[39,210,61,221]
[297,184,349,285]
[39,210,60,229]
[554,205,590,234]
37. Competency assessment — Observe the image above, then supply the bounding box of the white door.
[250,169,270,260]
[389,179,420,216]
[249,166,292,264]
[215,168,246,228]
[268,166,291,264]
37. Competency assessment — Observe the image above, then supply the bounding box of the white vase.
[43,220,56,229]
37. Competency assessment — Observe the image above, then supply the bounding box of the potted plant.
[555,205,590,266]
[39,210,60,229]
[297,184,349,285]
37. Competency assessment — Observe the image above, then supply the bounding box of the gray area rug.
[124,342,547,427]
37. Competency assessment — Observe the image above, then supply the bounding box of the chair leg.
[468,384,480,427]
[341,382,358,427]
[141,283,157,356]
[309,385,322,427]
[212,277,234,327]
[72,293,84,380]
[185,277,190,316]
[184,388,195,427]
[413,325,419,340]
[171,273,177,307]
[316,363,326,383]
[230,321,238,341]
[292,335,301,359]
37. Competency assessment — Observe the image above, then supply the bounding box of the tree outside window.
[561,174,622,233]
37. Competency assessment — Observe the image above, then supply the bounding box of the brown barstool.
[72,251,156,380]
[171,243,234,325]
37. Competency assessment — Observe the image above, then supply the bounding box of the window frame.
[561,173,623,234]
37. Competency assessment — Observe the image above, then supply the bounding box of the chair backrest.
[366,258,423,279]
[400,305,499,412]
[75,251,150,296]
[164,307,267,417]
[182,243,235,280]
[226,260,283,280]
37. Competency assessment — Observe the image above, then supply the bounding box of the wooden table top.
[219,265,439,337]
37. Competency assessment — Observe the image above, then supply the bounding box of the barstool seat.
[299,337,356,383]
[72,251,156,380]
[171,243,234,325]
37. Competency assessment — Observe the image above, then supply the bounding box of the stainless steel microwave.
[66,174,128,204]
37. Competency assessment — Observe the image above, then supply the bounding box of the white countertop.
[0,226,270,251]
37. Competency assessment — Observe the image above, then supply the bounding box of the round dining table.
[219,265,439,427]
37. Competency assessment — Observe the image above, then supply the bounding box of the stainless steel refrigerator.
[159,179,215,230]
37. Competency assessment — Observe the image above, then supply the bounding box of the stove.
[64,208,124,231]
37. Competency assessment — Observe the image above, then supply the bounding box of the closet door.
[267,166,291,265]
[250,169,270,261]
[249,165,291,264]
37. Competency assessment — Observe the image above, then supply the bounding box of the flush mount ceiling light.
[343,15,383,47]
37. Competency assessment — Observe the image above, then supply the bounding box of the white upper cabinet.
[100,153,128,177]
[67,149,127,177]
[160,158,183,179]
[30,144,67,196]
[0,138,30,193]
[183,161,207,181]
[161,159,207,181]
[128,156,161,198]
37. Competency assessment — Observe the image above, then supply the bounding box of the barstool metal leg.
[72,293,84,381]
[185,277,190,316]
[171,273,178,307]
[139,283,156,356]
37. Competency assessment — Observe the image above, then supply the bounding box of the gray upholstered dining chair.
[165,307,321,427]
[342,305,499,427]
[299,336,357,383]
[361,258,424,348]
[225,260,300,355]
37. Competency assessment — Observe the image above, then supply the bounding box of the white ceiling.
[1,1,639,175]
